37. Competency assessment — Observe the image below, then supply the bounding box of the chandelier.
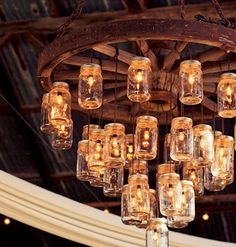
[38,0,236,246]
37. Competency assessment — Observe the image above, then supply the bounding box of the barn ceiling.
[0,0,236,246]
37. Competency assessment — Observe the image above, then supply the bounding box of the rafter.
[203,60,236,74]
[202,96,217,112]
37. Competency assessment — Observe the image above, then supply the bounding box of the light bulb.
[190,171,196,181]
[219,147,225,156]
[95,142,102,152]
[56,94,63,104]
[4,218,10,225]
[200,139,205,149]
[135,70,143,83]
[202,213,209,221]
[167,185,174,198]
[127,144,133,154]
[179,131,185,141]
[87,75,94,94]
[188,74,195,85]
[137,187,142,199]
[143,130,150,140]
[153,231,158,241]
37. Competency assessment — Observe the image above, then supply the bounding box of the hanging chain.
[201,103,203,124]
[56,0,85,39]
[114,47,119,123]
[178,0,185,19]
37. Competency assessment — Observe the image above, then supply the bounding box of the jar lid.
[81,63,101,69]
[52,81,69,89]
[150,217,167,224]
[193,124,212,135]
[128,173,148,181]
[181,180,193,187]
[149,189,156,194]
[90,128,105,135]
[157,163,175,172]
[180,59,201,67]
[220,72,236,80]
[131,56,151,64]
[136,115,158,123]
[171,117,192,127]
[159,172,180,179]
[216,135,234,143]
[212,130,222,137]
[83,124,100,131]
[104,123,125,131]
[131,159,147,166]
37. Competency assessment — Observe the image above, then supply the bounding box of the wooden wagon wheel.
[38,18,236,124]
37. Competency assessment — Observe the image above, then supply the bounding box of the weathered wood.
[92,44,135,65]
[136,40,158,71]
[2,2,236,35]
[203,84,217,93]
[104,82,127,90]
[163,41,188,71]
[203,73,220,84]
[0,33,13,49]
[64,56,129,75]
[203,60,236,74]
[196,47,226,63]
[103,88,127,104]
[53,70,127,81]
[202,96,217,112]
[23,32,44,49]
[38,18,236,91]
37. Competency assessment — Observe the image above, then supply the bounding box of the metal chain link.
[56,0,85,39]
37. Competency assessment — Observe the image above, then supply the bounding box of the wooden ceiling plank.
[203,60,236,74]
[202,96,217,112]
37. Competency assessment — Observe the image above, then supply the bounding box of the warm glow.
[167,186,174,198]
[135,70,143,83]
[87,75,94,94]
[137,187,142,199]
[179,131,185,141]
[153,231,158,241]
[104,208,109,213]
[202,213,209,221]
[4,218,10,225]
[56,94,63,104]
[190,171,196,181]
[143,130,150,140]
[188,74,195,85]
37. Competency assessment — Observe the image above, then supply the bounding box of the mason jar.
[103,166,124,197]
[104,123,126,167]
[179,60,203,105]
[40,93,54,134]
[217,73,236,118]
[128,174,150,220]
[193,124,214,166]
[78,63,103,109]
[82,124,100,140]
[89,168,106,188]
[137,189,158,229]
[164,133,175,164]
[121,184,142,225]
[127,56,152,102]
[76,140,94,181]
[125,134,135,169]
[51,119,73,150]
[158,173,182,216]
[88,128,106,172]
[129,159,148,176]
[204,166,226,191]
[146,218,168,247]
[170,117,193,161]
[167,216,188,229]
[211,135,234,179]
[48,82,71,126]
[183,162,204,197]
[135,116,158,160]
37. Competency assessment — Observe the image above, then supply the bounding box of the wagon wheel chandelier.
[38,0,236,245]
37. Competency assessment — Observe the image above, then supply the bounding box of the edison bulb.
[137,186,142,199]
[135,69,143,83]
[179,131,185,141]
[188,74,195,85]
[56,94,63,104]
[143,129,150,140]
[190,171,196,180]
[87,75,94,94]
[153,231,158,241]
[167,186,174,197]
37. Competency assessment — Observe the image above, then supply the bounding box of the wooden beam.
[203,73,220,84]
[203,60,236,74]
[197,194,236,204]
[53,70,127,81]
[196,47,226,63]
[203,84,216,93]
[64,56,129,75]
[136,40,158,71]
[1,2,236,35]
[92,44,135,65]
[23,32,44,49]
[103,88,127,104]
[202,96,217,112]
[103,82,126,90]
[0,33,13,49]
[163,42,188,71]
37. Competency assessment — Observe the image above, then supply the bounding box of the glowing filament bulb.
[225,86,233,103]
[153,231,158,241]
[128,145,133,153]
[87,75,94,94]
[143,130,150,140]
[167,185,174,198]
[56,94,63,104]
[179,131,185,141]
[190,171,196,181]
[111,136,120,157]
[135,70,143,90]
[137,186,142,199]
[219,147,225,156]
[200,139,205,149]
[188,74,195,85]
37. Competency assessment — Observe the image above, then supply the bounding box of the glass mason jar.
[104,123,126,167]
[48,82,71,126]
[137,189,158,229]
[127,56,152,102]
[128,174,150,220]
[193,124,214,166]
[88,128,106,172]
[217,73,236,118]
[129,159,148,176]
[82,124,100,140]
[158,173,182,216]
[146,218,168,247]
[156,164,176,195]
[211,135,234,179]
[40,93,55,134]
[183,162,204,197]
[135,116,158,160]
[164,133,175,164]
[171,180,195,224]
[204,166,226,191]
[170,117,193,161]
[78,63,103,109]
[121,184,142,225]
[89,168,106,188]
[167,216,188,229]
[51,119,73,150]
[125,134,135,169]
[76,140,94,181]
[103,166,124,197]
[179,60,203,105]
